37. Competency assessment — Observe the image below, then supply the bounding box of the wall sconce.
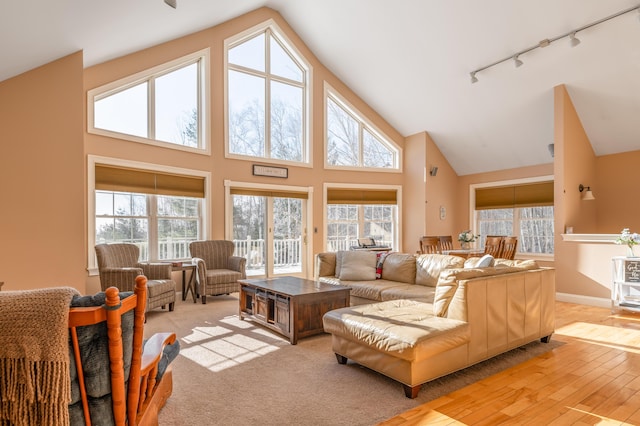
[579,184,595,201]
[429,166,438,177]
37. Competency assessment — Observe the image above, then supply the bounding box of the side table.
[172,263,197,303]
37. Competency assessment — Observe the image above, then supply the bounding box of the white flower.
[616,228,640,247]
[458,230,479,243]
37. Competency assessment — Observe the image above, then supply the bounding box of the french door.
[230,190,307,278]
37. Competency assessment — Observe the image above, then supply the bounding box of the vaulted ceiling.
[3,0,639,175]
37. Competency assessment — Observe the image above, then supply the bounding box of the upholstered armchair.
[95,243,176,312]
[189,240,246,304]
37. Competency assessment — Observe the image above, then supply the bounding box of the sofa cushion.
[494,258,540,269]
[316,252,336,277]
[343,279,408,301]
[475,254,495,267]
[415,254,465,287]
[381,253,416,284]
[322,300,470,361]
[338,251,377,281]
[380,284,436,304]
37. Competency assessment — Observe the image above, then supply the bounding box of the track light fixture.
[569,32,581,47]
[164,0,177,9]
[470,4,640,83]
[513,55,523,68]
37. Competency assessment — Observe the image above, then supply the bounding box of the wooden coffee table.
[238,276,350,344]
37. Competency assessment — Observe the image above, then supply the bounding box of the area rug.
[144,295,563,426]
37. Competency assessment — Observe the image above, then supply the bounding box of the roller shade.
[95,164,205,198]
[475,181,554,210]
[327,188,397,205]
[230,188,308,199]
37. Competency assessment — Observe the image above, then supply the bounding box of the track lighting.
[164,0,176,8]
[513,55,523,68]
[470,4,640,84]
[569,32,581,47]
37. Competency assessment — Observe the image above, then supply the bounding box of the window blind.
[326,188,397,205]
[95,164,205,198]
[475,181,554,209]
[230,188,308,199]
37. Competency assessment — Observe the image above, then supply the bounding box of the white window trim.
[324,82,402,173]
[223,19,313,168]
[87,49,211,155]
[223,179,314,278]
[323,182,403,251]
[87,155,211,275]
[469,175,554,260]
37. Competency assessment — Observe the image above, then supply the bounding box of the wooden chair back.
[68,276,176,425]
[484,236,504,257]
[419,236,440,254]
[438,236,454,252]
[500,236,518,260]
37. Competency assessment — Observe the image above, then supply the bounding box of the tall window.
[92,162,206,263]
[325,187,399,251]
[96,192,201,261]
[226,23,309,164]
[326,89,400,170]
[474,180,554,255]
[88,50,209,151]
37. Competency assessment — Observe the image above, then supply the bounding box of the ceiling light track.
[470,3,640,83]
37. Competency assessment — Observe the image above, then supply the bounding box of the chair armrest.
[100,268,143,290]
[139,263,173,280]
[228,256,247,278]
[141,332,177,375]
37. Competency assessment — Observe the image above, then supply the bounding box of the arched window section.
[87,49,210,154]
[325,85,400,171]
[225,20,311,165]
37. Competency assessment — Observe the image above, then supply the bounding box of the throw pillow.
[476,254,495,267]
[339,251,377,281]
[375,252,390,279]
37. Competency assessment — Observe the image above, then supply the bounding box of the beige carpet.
[144,294,562,426]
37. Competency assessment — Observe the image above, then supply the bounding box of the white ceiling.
[3,0,640,175]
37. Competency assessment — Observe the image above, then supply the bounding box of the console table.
[238,276,350,344]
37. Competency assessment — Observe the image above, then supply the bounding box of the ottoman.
[322,299,470,398]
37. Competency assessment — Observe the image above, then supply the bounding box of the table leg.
[181,270,187,301]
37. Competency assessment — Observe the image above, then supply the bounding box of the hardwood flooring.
[379,302,640,425]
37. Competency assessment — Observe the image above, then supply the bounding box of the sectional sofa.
[317,251,556,397]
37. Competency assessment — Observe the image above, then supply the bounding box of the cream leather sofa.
[319,251,556,398]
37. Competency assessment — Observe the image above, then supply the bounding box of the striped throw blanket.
[0,286,79,426]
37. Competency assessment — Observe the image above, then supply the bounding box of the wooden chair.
[419,236,440,254]
[68,276,177,425]
[483,236,504,257]
[500,236,518,260]
[438,236,454,252]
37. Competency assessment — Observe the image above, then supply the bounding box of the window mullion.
[148,77,156,140]
[265,31,271,159]
[148,195,158,261]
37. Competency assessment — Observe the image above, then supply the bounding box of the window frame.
[87,155,211,275]
[469,176,554,260]
[323,183,403,252]
[224,19,312,167]
[324,83,402,172]
[87,49,211,155]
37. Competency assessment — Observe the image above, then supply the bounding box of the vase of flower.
[616,228,640,258]
[458,230,479,250]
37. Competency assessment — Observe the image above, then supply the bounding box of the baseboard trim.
[556,292,610,308]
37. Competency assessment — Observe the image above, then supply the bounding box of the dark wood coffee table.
[238,276,350,344]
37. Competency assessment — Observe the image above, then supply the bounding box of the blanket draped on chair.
[0,287,80,426]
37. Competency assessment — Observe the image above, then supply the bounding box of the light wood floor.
[379,302,640,425]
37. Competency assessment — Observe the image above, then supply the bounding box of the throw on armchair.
[189,240,247,304]
[95,243,176,312]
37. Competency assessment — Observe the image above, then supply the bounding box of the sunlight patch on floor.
[564,406,636,425]
[178,314,285,372]
[555,321,640,353]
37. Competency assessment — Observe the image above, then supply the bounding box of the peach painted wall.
[0,52,87,292]
[554,84,607,299]
[596,151,640,233]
